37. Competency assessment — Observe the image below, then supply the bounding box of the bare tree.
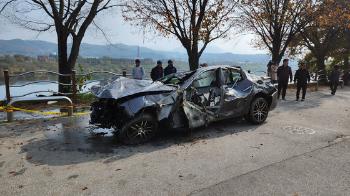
[239,0,311,64]
[123,0,238,70]
[0,0,119,92]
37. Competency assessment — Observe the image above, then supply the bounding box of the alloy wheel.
[126,120,155,142]
[252,98,268,123]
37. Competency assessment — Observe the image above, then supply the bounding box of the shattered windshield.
[159,71,195,86]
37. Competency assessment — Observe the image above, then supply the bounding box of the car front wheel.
[246,97,269,124]
[119,113,158,144]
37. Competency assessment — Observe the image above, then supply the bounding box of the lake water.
[0,82,97,100]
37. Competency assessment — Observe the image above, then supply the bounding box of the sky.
[0,9,267,55]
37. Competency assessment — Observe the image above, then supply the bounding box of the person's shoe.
[296,98,299,101]
[282,98,286,101]
[301,99,305,101]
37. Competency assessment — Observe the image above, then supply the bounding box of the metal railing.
[2,69,130,122]
[3,70,129,103]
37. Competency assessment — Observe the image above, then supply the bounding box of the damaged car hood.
[91,77,177,99]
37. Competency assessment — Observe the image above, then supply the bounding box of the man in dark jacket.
[294,62,310,101]
[164,60,177,76]
[343,69,349,86]
[151,60,164,81]
[329,65,341,95]
[277,59,293,100]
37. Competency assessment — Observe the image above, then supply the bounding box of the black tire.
[244,113,252,123]
[119,113,158,145]
[247,97,269,124]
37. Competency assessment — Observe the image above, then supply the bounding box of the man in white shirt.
[132,59,145,80]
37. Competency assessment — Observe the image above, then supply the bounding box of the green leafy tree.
[239,0,311,64]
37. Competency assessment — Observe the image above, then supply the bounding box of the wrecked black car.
[90,65,277,144]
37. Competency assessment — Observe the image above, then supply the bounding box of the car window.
[159,71,195,85]
[224,68,242,85]
[192,70,217,88]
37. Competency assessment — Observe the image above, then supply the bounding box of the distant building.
[14,54,31,62]
[37,55,49,62]
[48,53,57,61]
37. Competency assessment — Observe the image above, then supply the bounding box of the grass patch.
[75,93,97,105]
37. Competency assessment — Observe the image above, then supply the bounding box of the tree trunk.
[67,37,83,70]
[271,41,282,65]
[271,53,283,65]
[188,49,200,71]
[316,55,327,84]
[187,42,200,71]
[57,35,72,94]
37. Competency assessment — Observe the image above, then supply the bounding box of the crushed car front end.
[90,98,133,129]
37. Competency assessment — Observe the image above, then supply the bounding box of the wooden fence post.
[4,70,13,122]
[4,70,10,103]
[71,70,77,105]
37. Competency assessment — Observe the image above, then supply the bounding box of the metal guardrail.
[8,70,72,77]
[2,69,130,122]
[3,70,129,102]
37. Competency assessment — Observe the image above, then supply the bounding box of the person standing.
[294,62,310,101]
[277,59,293,100]
[329,65,341,95]
[200,63,208,67]
[270,61,278,84]
[342,69,349,86]
[266,60,273,77]
[164,60,177,76]
[132,59,145,80]
[151,60,164,81]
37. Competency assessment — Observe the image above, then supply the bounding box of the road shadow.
[272,89,336,112]
[277,86,350,112]
[20,116,258,166]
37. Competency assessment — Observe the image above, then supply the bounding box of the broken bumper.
[90,99,131,129]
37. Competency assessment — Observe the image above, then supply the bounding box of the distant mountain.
[0,39,271,65]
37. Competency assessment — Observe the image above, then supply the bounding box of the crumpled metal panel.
[182,100,217,128]
[91,77,176,99]
[183,101,207,128]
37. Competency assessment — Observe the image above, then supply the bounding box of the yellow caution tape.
[0,105,89,116]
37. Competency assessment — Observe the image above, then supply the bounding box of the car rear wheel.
[119,113,158,144]
[246,97,269,124]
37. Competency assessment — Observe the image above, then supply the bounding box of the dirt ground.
[0,86,349,196]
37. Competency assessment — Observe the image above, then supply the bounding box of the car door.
[183,68,223,128]
[219,68,254,118]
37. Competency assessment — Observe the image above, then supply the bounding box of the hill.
[0,39,270,65]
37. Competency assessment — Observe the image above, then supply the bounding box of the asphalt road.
[0,86,349,196]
